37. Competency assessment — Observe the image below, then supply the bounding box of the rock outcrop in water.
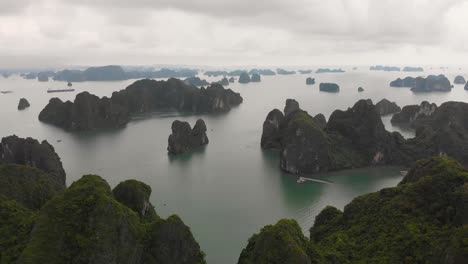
[39,78,243,131]
[403,66,424,72]
[276,69,296,75]
[411,75,452,92]
[168,119,209,154]
[390,75,452,92]
[238,72,251,83]
[319,83,340,92]
[392,101,468,164]
[370,65,400,71]
[358,87,364,92]
[306,77,315,85]
[17,98,30,110]
[390,76,416,87]
[53,66,198,82]
[251,73,261,82]
[315,68,345,73]
[0,135,65,188]
[218,77,229,86]
[184,77,210,87]
[375,99,401,115]
[39,92,130,131]
[261,99,468,174]
[261,99,409,174]
[454,75,466,84]
[239,157,468,263]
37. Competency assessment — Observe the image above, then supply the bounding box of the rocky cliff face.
[319,83,340,92]
[375,99,401,115]
[0,135,65,188]
[39,92,130,131]
[184,77,210,87]
[454,75,466,84]
[391,101,438,127]
[261,99,468,174]
[239,157,468,263]
[390,76,416,87]
[39,79,243,131]
[251,73,261,82]
[306,77,315,85]
[238,72,251,83]
[17,98,30,110]
[168,119,209,154]
[411,75,452,92]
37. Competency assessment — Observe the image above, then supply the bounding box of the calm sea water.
[1,67,467,263]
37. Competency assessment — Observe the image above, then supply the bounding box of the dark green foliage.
[142,215,206,264]
[309,157,468,263]
[0,199,35,264]
[20,175,143,264]
[0,164,63,210]
[113,179,158,221]
[240,157,468,264]
[17,175,205,264]
[238,219,314,264]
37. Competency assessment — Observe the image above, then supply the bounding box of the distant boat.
[297,176,333,185]
[47,88,74,93]
[400,170,409,176]
[297,177,307,184]
[0,91,12,94]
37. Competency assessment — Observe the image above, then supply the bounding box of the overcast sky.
[1,0,468,68]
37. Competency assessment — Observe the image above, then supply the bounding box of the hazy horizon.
[1,0,468,68]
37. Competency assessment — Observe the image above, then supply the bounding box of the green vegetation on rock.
[239,157,468,264]
[0,164,63,210]
[113,179,159,221]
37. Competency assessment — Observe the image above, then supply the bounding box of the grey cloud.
[1,0,468,67]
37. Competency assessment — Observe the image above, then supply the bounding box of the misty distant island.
[390,75,452,92]
[315,68,345,73]
[370,65,400,71]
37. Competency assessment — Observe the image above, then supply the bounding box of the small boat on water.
[47,88,75,93]
[0,91,12,94]
[297,176,333,185]
[297,177,307,184]
[400,170,409,176]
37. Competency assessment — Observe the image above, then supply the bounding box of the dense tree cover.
[0,166,205,264]
[238,157,468,264]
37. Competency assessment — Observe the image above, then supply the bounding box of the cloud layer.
[1,0,467,68]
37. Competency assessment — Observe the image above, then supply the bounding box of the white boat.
[297,177,307,184]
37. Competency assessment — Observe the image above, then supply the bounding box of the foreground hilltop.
[238,157,468,264]
[39,78,243,131]
[0,135,206,264]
